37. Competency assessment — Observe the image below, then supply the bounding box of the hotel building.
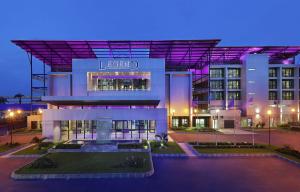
[12,40,300,142]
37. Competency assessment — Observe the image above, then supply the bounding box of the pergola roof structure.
[12,40,300,72]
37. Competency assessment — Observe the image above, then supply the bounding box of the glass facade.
[59,120,156,141]
[87,72,151,91]
[227,68,240,78]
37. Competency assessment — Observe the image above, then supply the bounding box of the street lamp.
[8,111,15,145]
[291,108,296,122]
[267,110,272,146]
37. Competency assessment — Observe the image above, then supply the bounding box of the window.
[282,91,294,100]
[269,68,277,77]
[210,68,224,78]
[210,80,224,89]
[269,91,277,100]
[87,72,151,91]
[228,80,240,89]
[282,80,294,89]
[227,68,240,78]
[282,68,294,77]
[228,91,241,100]
[210,91,224,100]
[269,80,277,89]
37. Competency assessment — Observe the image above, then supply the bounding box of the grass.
[151,142,184,154]
[13,145,50,155]
[16,152,151,174]
[195,147,273,154]
[0,143,20,153]
[172,127,216,133]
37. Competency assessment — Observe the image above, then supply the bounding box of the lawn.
[0,143,20,153]
[195,147,273,154]
[151,142,184,154]
[16,152,152,174]
[172,127,216,133]
[13,145,48,155]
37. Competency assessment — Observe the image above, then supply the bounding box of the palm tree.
[0,96,8,104]
[14,93,24,104]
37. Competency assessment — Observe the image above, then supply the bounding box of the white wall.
[71,58,166,108]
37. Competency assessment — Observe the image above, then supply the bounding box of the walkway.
[177,143,197,157]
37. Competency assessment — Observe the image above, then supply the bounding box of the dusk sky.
[0,0,299,96]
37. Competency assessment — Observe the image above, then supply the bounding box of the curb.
[196,153,276,158]
[152,153,188,158]
[275,154,300,167]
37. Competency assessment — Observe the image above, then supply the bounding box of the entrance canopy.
[12,40,300,72]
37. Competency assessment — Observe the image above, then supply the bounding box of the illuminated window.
[282,68,294,77]
[87,72,151,91]
[228,80,240,89]
[210,68,224,78]
[282,80,294,89]
[269,80,277,89]
[210,80,224,89]
[282,91,294,100]
[269,68,277,77]
[228,68,240,78]
[269,91,277,100]
[228,91,241,100]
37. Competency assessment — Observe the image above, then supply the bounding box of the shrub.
[117,156,146,169]
[30,157,57,169]
[118,143,145,149]
[55,143,81,149]
[5,142,20,147]
[276,145,300,159]
[38,142,53,150]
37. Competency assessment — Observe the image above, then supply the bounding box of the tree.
[0,96,8,104]
[14,93,24,104]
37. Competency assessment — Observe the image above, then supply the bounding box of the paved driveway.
[1,157,300,192]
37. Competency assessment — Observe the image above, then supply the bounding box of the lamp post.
[8,111,15,145]
[267,110,272,146]
[215,109,220,146]
[7,109,22,145]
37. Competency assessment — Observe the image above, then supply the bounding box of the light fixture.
[216,109,220,113]
[291,108,296,112]
[17,109,22,114]
[267,110,272,115]
[9,111,14,118]
[255,108,260,114]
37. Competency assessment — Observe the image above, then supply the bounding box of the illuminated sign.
[99,60,138,70]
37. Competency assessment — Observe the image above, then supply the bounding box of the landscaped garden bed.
[0,143,20,153]
[15,152,152,174]
[191,142,272,154]
[54,143,82,149]
[13,142,54,155]
[275,145,300,163]
[117,142,148,150]
[171,127,216,133]
[150,141,184,154]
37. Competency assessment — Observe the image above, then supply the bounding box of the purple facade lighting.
[12,40,300,72]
